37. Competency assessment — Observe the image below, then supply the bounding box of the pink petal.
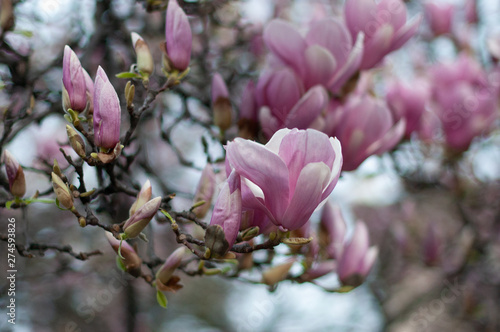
[389,14,422,53]
[303,45,337,88]
[328,32,364,93]
[306,18,352,68]
[285,85,328,129]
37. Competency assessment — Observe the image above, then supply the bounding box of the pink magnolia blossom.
[226,128,342,231]
[256,68,328,138]
[2,150,25,197]
[331,94,405,171]
[165,0,192,71]
[337,221,378,287]
[263,18,364,93]
[430,54,499,151]
[93,66,121,149]
[424,2,454,36]
[344,0,422,69]
[320,202,347,260]
[386,79,430,138]
[62,45,93,112]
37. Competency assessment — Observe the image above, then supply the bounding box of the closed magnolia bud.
[129,180,152,216]
[164,0,192,72]
[2,150,25,198]
[93,66,121,149]
[66,125,86,158]
[261,259,295,286]
[155,247,189,286]
[192,164,215,218]
[211,73,232,132]
[51,172,74,209]
[131,32,154,76]
[62,46,91,113]
[123,196,161,238]
[105,232,142,277]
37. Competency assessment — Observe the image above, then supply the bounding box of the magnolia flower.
[129,180,152,216]
[386,79,430,138]
[164,0,192,72]
[256,68,328,138]
[206,170,242,255]
[93,66,121,149]
[430,54,499,151]
[344,0,422,69]
[131,32,154,76]
[62,45,93,112]
[2,150,25,198]
[156,247,189,287]
[424,2,454,36]
[226,128,342,231]
[105,232,142,277]
[330,94,405,171]
[263,18,364,92]
[211,73,232,131]
[337,221,378,287]
[320,202,347,260]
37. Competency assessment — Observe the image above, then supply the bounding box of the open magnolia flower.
[226,128,342,231]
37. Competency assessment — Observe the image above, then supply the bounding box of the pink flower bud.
[123,196,161,238]
[320,202,347,259]
[424,2,454,36]
[129,180,152,216]
[165,0,192,72]
[105,232,142,277]
[131,32,154,76]
[93,66,121,149]
[226,128,342,231]
[155,247,189,286]
[211,73,232,131]
[2,150,25,197]
[208,170,242,251]
[62,45,88,112]
[337,221,378,287]
[193,164,216,219]
[344,0,422,69]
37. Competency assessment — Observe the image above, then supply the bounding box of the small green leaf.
[5,200,14,209]
[115,72,142,79]
[54,198,68,211]
[156,291,168,309]
[13,30,33,37]
[116,256,126,272]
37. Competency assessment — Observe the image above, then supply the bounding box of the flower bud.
[105,232,142,277]
[211,73,233,132]
[93,66,121,149]
[192,164,216,218]
[0,0,15,33]
[131,32,154,76]
[320,202,346,259]
[261,259,295,286]
[155,247,189,287]
[2,150,25,198]
[51,172,74,209]
[129,180,152,216]
[164,0,192,72]
[62,46,88,113]
[206,170,242,256]
[66,125,86,158]
[123,196,161,238]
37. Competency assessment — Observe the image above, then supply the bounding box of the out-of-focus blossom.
[156,247,189,289]
[487,34,500,63]
[211,73,232,132]
[320,202,347,259]
[238,81,259,139]
[416,109,441,143]
[263,18,364,92]
[62,46,93,112]
[93,66,121,149]
[123,196,162,238]
[430,54,499,151]
[256,68,328,138]
[344,0,422,69]
[464,0,478,25]
[2,150,25,198]
[337,221,378,287]
[226,128,342,231]
[424,2,454,36]
[131,32,154,76]
[423,223,440,266]
[164,0,192,72]
[261,259,295,286]
[0,0,14,34]
[105,232,142,277]
[386,79,430,138]
[193,164,216,219]
[331,94,405,171]
[208,170,242,252]
[129,180,152,216]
